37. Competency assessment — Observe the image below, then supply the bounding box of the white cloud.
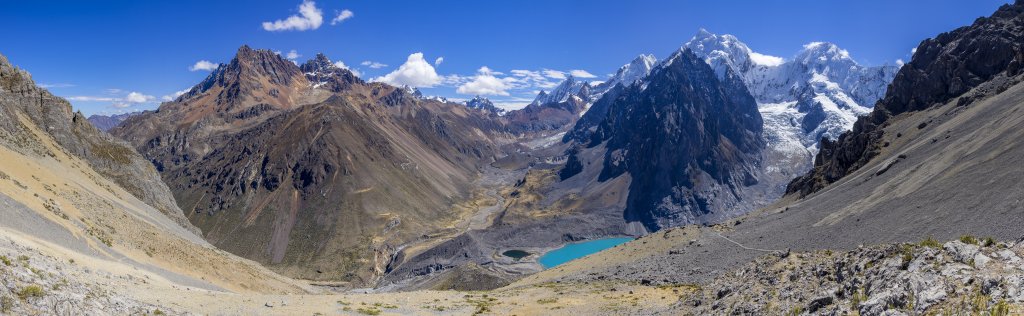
[895,59,905,67]
[66,96,116,102]
[333,61,362,77]
[748,52,785,66]
[434,57,444,66]
[38,83,75,88]
[569,69,597,78]
[124,92,154,103]
[67,90,156,108]
[371,53,442,88]
[330,9,354,25]
[456,66,517,96]
[542,69,566,80]
[161,88,191,102]
[361,61,388,69]
[262,0,323,32]
[189,60,218,71]
[286,49,300,60]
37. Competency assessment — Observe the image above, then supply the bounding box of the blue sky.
[0,0,1010,116]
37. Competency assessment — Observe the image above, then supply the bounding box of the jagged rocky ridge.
[788,0,1024,196]
[562,49,764,231]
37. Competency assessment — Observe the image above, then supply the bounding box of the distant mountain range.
[87,112,140,131]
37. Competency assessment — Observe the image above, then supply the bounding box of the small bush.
[960,235,978,245]
[537,298,558,304]
[0,256,10,266]
[983,237,996,247]
[16,285,44,300]
[153,309,166,315]
[919,236,941,248]
[355,307,381,315]
[1,296,12,313]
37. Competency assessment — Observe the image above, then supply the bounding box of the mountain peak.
[796,42,853,64]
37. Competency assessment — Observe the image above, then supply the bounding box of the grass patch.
[919,236,941,248]
[16,285,44,300]
[355,307,381,315]
[983,237,996,247]
[0,256,10,266]
[960,235,978,245]
[537,298,558,304]
[1,296,12,313]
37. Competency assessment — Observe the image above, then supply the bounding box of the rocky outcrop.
[0,53,197,234]
[787,1,1024,196]
[681,238,1024,315]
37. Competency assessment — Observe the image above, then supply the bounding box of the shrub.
[983,237,996,247]
[16,285,44,300]
[960,235,978,245]
[919,236,941,248]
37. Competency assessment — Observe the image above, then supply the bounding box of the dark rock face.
[464,96,505,115]
[87,112,140,132]
[563,83,625,146]
[0,53,198,234]
[787,1,1024,196]
[572,49,764,231]
[300,53,362,92]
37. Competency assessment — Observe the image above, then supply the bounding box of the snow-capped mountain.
[465,95,505,115]
[529,54,657,116]
[594,54,657,93]
[682,29,899,152]
[531,75,591,106]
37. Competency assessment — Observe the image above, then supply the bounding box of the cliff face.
[0,53,197,234]
[562,49,764,231]
[787,1,1024,196]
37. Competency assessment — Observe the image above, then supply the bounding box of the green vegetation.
[537,298,558,304]
[153,309,166,315]
[0,255,10,266]
[1,296,12,313]
[959,235,978,245]
[919,236,942,248]
[983,237,996,247]
[785,306,803,316]
[355,306,381,315]
[991,299,1010,316]
[16,285,44,300]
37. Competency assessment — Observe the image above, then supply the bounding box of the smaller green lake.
[502,249,531,259]
[538,237,633,268]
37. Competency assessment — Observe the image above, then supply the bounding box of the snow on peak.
[531,75,590,105]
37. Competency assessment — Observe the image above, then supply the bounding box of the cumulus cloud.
[748,52,785,66]
[456,66,518,96]
[371,53,442,87]
[330,9,354,25]
[189,60,218,71]
[161,88,191,102]
[511,69,559,89]
[361,61,388,69]
[434,57,444,66]
[286,49,301,60]
[542,69,566,80]
[67,90,156,108]
[333,61,362,77]
[262,0,323,32]
[569,70,597,78]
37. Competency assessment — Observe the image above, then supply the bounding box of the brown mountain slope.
[112,47,513,285]
[0,52,305,301]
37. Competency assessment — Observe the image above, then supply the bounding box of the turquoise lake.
[538,237,634,268]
